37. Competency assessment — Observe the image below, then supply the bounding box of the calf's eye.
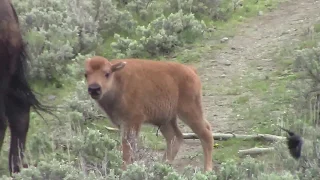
[105,73,110,78]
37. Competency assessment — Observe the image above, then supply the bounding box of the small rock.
[231,47,236,50]
[220,37,229,43]
[224,61,231,66]
[220,74,226,78]
[281,31,289,36]
[207,28,215,32]
[258,11,263,16]
[48,95,56,101]
[257,66,263,70]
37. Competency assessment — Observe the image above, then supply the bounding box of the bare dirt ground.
[165,0,320,172]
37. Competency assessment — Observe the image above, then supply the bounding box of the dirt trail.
[168,0,320,171]
[199,0,320,133]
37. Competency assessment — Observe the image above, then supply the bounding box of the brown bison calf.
[84,56,213,171]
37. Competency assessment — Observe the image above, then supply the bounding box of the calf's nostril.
[88,86,101,95]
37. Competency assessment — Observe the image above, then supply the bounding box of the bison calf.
[84,56,213,171]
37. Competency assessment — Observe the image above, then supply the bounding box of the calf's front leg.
[120,122,141,170]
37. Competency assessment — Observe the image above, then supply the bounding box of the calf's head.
[84,56,126,100]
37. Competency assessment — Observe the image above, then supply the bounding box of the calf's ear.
[111,61,126,72]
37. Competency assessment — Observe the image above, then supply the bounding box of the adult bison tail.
[10,42,57,119]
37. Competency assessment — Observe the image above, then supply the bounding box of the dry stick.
[105,126,119,132]
[104,127,286,142]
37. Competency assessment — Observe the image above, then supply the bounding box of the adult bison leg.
[160,117,183,164]
[178,95,213,172]
[0,78,9,152]
[6,96,30,175]
[0,113,7,152]
[120,121,141,169]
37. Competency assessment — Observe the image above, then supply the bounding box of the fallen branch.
[238,147,275,156]
[182,133,286,142]
[104,127,287,142]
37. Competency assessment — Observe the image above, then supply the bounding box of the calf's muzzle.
[88,83,101,98]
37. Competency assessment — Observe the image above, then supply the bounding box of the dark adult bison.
[0,0,53,175]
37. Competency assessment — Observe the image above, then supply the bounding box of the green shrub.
[125,0,165,22]
[70,128,122,173]
[12,0,136,82]
[66,80,104,122]
[111,10,207,58]
[10,159,87,180]
[151,162,176,179]
[10,0,270,83]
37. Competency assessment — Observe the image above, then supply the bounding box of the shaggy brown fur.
[84,56,214,171]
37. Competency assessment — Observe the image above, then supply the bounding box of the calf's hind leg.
[178,97,213,171]
[159,118,184,164]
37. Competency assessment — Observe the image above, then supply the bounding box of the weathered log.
[238,147,275,156]
[104,127,287,142]
[182,133,286,142]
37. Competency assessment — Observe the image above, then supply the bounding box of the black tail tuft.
[10,40,57,120]
[278,125,303,160]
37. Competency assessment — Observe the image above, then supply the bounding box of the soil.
[137,0,320,173]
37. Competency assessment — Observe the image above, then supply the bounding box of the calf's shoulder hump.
[111,59,198,77]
